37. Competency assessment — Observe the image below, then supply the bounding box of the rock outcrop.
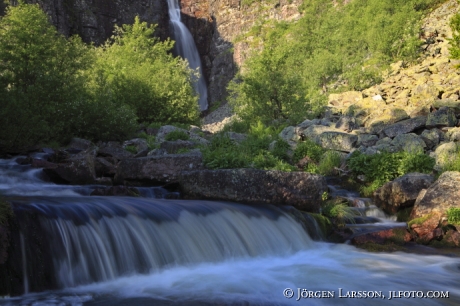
[179,169,327,212]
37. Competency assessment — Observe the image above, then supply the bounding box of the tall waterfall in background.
[167,0,208,111]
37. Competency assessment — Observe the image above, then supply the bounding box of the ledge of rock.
[178,169,327,212]
[114,152,204,186]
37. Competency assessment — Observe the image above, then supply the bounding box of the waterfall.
[11,197,312,289]
[167,0,208,111]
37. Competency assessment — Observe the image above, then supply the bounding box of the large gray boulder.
[426,106,457,128]
[391,133,426,153]
[179,169,328,212]
[382,116,426,138]
[44,149,97,184]
[373,173,435,214]
[316,131,357,152]
[411,171,460,219]
[114,151,204,185]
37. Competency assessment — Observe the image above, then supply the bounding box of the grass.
[164,130,190,141]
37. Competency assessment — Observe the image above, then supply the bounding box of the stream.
[0,156,459,305]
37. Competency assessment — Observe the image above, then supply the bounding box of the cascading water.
[1,157,460,305]
[167,0,208,111]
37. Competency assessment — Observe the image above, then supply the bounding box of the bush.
[318,151,342,176]
[347,150,435,195]
[87,16,199,126]
[164,130,190,141]
[447,207,460,225]
[293,140,325,164]
[322,199,357,227]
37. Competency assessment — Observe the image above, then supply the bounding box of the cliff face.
[15,0,171,44]
[2,0,302,107]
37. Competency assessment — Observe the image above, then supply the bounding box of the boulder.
[160,140,196,154]
[67,138,93,152]
[421,129,442,149]
[411,171,460,219]
[335,116,357,132]
[328,91,363,112]
[391,133,426,153]
[155,125,189,143]
[123,138,149,153]
[430,142,459,171]
[373,173,435,214]
[351,227,411,246]
[98,141,134,160]
[95,157,117,177]
[315,131,358,152]
[382,116,426,138]
[178,169,328,212]
[426,106,457,128]
[356,134,378,147]
[114,151,204,185]
[90,186,140,197]
[43,149,96,184]
[445,127,460,142]
[279,126,300,142]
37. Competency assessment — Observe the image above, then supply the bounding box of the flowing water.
[167,0,208,111]
[1,157,460,305]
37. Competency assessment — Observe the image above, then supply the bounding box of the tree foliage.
[0,3,200,151]
[88,17,199,125]
[0,2,90,150]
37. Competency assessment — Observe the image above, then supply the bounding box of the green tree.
[0,1,90,151]
[88,17,199,125]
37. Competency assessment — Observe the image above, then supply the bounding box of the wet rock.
[114,151,204,185]
[426,106,457,128]
[43,149,97,184]
[374,173,435,214]
[351,227,411,246]
[179,169,327,212]
[382,116,426,138]
[411,171,460,219]
[90,186,140,197]
[409,213,441,243]
[95,157,117,177]
[445,230,460,246]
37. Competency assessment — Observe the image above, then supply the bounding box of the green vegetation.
[0,2,198,152]
[450,4,460,62]
[229,0,442,129]
[347,150,435,196]
[322,199,357,227]
[447,207,460,225]
[201,122,296,171]
[164,130,190,141]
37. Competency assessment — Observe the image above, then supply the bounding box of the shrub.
[317,151,342,176]
[0,2,91,150]
[447,207,460,225]
[347,150,435,196]
[87,17,199,126]
[322,199,357,227]
[164,130,190,141]
[293,140,325,164]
